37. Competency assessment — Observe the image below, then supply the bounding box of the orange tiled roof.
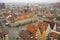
[16,13,34,20]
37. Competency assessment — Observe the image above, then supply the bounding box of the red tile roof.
[16,13,34,20]
[53,2,60,7]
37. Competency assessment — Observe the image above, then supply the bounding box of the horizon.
[0,0,60,3]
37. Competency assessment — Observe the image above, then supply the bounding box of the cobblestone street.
[7,22,38,40]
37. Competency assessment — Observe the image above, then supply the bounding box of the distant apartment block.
[0,3,5,9]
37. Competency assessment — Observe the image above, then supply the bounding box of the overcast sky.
[0,0,60,3]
